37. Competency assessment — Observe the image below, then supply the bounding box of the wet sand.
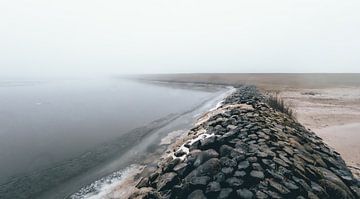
[279,87,360,178]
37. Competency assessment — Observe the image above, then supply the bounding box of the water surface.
[0,77,227,198]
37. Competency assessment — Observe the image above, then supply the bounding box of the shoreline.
[68,85,235,199]
[0,79,231,199]
[121,85,359,199]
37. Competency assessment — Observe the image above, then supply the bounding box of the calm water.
[0,77,228,198]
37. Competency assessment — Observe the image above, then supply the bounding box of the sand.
[279,87,360,178]
[138,74,360,178]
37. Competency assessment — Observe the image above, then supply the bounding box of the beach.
[279,87,360,178]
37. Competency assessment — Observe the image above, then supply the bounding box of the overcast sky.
[1,0,359,77]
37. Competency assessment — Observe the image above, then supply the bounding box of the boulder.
[237,188,254,199]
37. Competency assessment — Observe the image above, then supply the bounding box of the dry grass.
[267,92,295,118]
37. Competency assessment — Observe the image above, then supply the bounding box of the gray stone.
[250,170,265,181]
[237,188,254,199]
[238,160,250,170]
[214,172,226,183]
[193,149,219,167]
[173,163,189,177]
[268,179,290,195]
[252,163,263,171]
[234,170,247,178]
[218,188,234,199]
[206,181,221,193]
[226,177,244,188]
[219,145,234,157]
[156,172,178,191]
[255,190,268,199]
[188,190,207,199]
[190,176,211,188]
[185,158,221,183]
[221,167,234,176]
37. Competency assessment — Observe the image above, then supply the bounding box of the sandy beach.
[279,87,360,178]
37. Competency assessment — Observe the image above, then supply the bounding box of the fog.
[1,0,360,77]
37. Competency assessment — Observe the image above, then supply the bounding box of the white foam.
[70,164,143,199]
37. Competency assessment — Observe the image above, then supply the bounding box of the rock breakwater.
[131,86,359,199]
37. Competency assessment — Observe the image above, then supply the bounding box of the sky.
[1,0,360,77]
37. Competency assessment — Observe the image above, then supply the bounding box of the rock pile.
[131,86,359,199]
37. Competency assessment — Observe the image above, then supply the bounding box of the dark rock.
[307,191,320,199]
[226,177,244,188]
[200,136,217,150]
[227,125,237,130]
[173,163,189,177]
[264,190,282,199]
[214,172,226,183]
[149,172,160,183]
[163,158,180,172]
[193,149,219,167]
[252,163,263,171]
[249,170,265,182]
[174,149,187,157]
[206,181,221,194]
[319,179,354,199]
[136,177,149,188]
[157,172,178,191]
[262,159,276,169]
[214,125,226,133]
[292,176,311,192]
[190,140,201,151]
[172,184,187,198]
[350,185,360,198]
[282,180,299,192]
[273,157,289,167]
[310,181,328,198]
[185,158,221,183]
[218,188,234,199]
[186,150,202,165]
[279,154,292,165]
[219,145,234,157]
[255,190,268,199]
[238,160,250,170]
[220,157,237,167]
[268,179,290,195]
[232,154,246,162]
[247,156,258,163]
[256,151,268,158]
[237,188,254,199]
[318,167,354,197]
[230,148,246,159]
[234,170,247,178]
[188,189,207,199]
[221,167,234,176]
[190,176,211,189]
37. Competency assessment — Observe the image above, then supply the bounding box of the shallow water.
[0,77,227,198]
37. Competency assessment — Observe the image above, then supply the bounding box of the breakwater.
[130,85,359,199]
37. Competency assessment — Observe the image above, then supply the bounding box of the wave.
[70,164,143,199]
